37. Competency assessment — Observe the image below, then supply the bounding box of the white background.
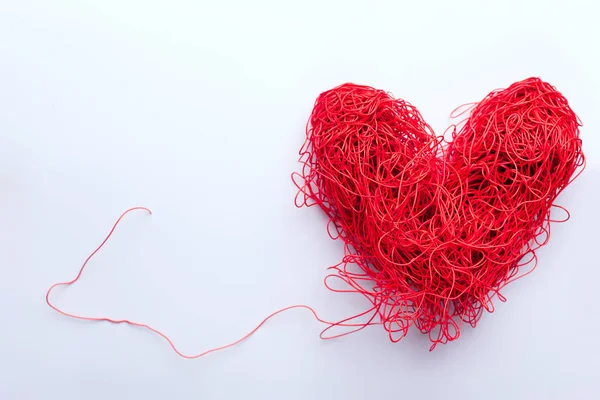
[1,0,599,399]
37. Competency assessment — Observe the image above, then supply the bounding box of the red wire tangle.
[293,77,585,350]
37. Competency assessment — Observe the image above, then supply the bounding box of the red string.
[293,77,585,350]
[47,77,585,356]
[46,207,376,359]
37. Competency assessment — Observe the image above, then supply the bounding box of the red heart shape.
[294,77,584,349]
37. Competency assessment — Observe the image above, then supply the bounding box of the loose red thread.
[47,77,585,357]
[293,77,585,349]
[46,207,374,359]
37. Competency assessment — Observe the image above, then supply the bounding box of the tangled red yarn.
[293,77,585,349]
